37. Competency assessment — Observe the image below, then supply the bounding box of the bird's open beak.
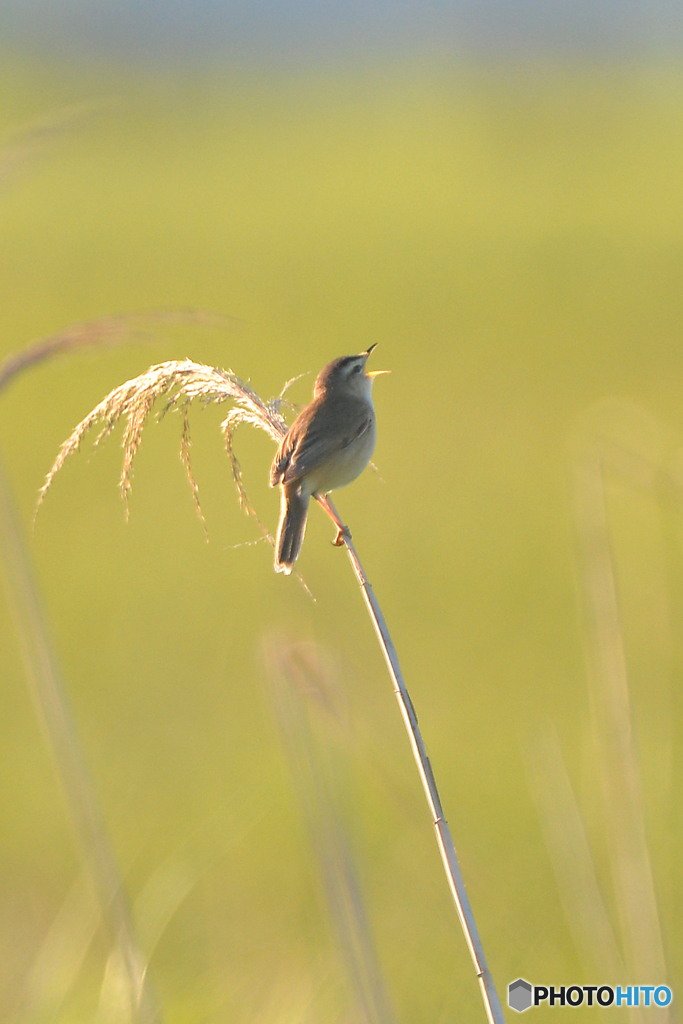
[362,343,389,376]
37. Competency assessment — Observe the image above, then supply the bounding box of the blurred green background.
[1,53,683,1022]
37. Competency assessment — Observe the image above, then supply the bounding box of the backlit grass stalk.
[0,321,222,1024]
[572,438,669,1000]
[0,111,225,1022]
[267,640,396,1024]
[318,494,504,1024]
[38,357,505,1024]
[526,727,625,983]
[0,457,159,1024]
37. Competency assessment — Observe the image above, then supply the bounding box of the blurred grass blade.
[97,797,266,1022]
[266,639,395,1024]
[573,433,669,1000]
[0,309,231,397]
[134,798,268,967]
[0,99,116,195]
[527,728,624,976]
[19,871,100,1024]
[0,313,229,1024]
[528,728,660,1022]
[0,456,161,1024]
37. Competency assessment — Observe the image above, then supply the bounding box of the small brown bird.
[270,346,389,574]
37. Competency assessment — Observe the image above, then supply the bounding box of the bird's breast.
[303,415,376,497]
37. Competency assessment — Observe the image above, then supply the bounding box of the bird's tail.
[274,484,309,574]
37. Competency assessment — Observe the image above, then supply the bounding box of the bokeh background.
[1,2,683,1021]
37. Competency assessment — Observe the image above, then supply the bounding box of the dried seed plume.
[37,358,289,536]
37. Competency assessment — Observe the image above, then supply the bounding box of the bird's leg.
[317,495,352,545]
[332,524,350,546]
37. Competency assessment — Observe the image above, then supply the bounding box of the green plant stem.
[0,457,160,1024]
[318,495,506,1024]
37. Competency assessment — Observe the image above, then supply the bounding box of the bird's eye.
[352,364,362,374]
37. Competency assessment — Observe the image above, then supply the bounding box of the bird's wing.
[271,402,373,487]
[270,433,295,486]
[270,404,320,486]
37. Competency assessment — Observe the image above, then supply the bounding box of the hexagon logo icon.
[508,978,533,1012]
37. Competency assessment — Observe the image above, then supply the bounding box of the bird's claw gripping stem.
[333,525,351,546]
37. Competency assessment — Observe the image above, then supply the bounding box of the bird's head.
[313,344,390,400]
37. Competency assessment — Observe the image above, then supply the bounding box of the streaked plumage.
[270,346,387,574]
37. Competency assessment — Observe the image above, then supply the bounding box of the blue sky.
[2,0,683,62]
